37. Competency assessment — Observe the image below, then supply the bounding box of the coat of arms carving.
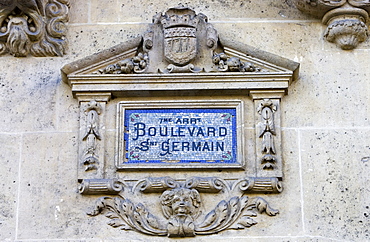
[160,7,199,66]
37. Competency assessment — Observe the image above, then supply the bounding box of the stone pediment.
[62,7,299,97]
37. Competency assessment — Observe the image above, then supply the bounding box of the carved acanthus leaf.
[196,196,249,234]
[95,52,149,74]
[88,196,167,235]
[87,178,280,237]
[254,197,279,216]
[89,193,278,237]
[230,215,257,229]
[212,52,260,72]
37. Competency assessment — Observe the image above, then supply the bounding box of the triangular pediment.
[62,7,299,97]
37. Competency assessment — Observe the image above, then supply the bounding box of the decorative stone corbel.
[293,1,370,50]
[0,0,70,57]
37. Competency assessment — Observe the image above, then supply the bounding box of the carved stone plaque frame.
[62,6,299,238]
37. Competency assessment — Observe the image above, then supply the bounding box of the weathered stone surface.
[68,0,89,24]
[301,129,370,241]
[284,50,370,128]
[213,22,323,57]
[0,134,19,241]
[219,129,303,238]
[14,133,113,240]
[67,25,147,58]
[55,82,80,132]
[0,58,60,133]
[94,0,311,23]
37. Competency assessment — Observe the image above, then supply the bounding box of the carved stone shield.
[164,27,197,66]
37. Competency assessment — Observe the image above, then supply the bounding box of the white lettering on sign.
[124,109,236,163]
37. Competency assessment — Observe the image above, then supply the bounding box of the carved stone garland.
[0,0,70,57]
[293,0,370,49]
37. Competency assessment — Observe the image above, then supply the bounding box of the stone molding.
[62,6,299,238]
[0,0,70,57]
[293,0,370,49]
[79,177,283,196]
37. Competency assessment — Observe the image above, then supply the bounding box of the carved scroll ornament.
[87,177,279,237]
[0,0,69,57]
[293,0,370,49]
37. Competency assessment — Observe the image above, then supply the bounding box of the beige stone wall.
[0,1,369,241]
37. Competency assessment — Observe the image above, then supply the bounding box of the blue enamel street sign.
[124,109,237,164]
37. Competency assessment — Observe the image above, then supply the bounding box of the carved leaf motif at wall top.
[87,177,279,237]
[0,0,70,57]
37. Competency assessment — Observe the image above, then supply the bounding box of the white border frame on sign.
[115,100,245,170]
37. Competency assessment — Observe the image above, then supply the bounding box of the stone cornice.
[65,72,293,98]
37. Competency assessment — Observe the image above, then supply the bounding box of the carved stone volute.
[293,0,370,49]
